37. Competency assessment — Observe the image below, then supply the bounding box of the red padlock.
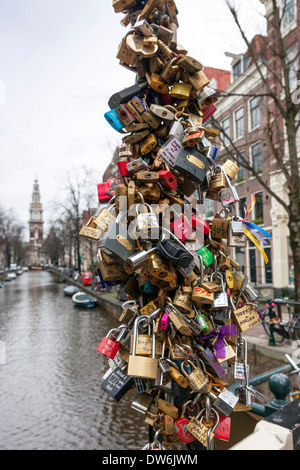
[174,401,197,444]
[214,415,231,442]
[97,328,121,359]
[97,180,113,203]
[191,215,210,235]
[117,161,132,178]
[182,130,205,147]
[159,170,178,190]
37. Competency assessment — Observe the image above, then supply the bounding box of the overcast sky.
[0,0,266,240]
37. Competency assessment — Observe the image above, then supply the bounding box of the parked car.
[79,272,93,286]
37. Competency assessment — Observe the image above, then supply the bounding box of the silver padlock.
[126,158,148,173]
[212,272,228,309]
[210,388,239,416]
[227,217,247,247]
[169,118,185,141]
[135,203,159,235]
[134,19,154,36]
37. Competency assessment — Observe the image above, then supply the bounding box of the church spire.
[29,178,44,247]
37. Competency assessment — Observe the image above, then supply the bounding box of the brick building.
[213,0,300,296]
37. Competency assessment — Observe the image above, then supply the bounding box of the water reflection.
[0,271,148,450]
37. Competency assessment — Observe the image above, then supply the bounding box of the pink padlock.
[160,312,170,330]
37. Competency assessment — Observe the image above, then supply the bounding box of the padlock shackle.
[131,315,157,359]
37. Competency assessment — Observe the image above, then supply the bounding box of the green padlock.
[196,246,214,267]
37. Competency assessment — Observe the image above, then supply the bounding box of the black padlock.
[108,81,147,109]
[173,147,209,184]
[101,366,135,402]
[157,239,194,268]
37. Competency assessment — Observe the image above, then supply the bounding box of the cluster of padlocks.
[79,0,271,450]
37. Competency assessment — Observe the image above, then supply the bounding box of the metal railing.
[229,355,300,418]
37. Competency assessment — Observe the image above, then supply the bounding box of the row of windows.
[222,96,260,146]
[235,245,273,285]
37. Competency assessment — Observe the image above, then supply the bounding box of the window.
[249,244,257,284]
[254,191,264,224]
[251,142,262,173]
[249,97,260,129]
[286,43,298,90]
[236,151,246,181]
[235,248,245,274]
[264,243,273,284]
[233,60,242,80]
[282,0,296,29]
[235,107,244,139]
[239,196,247,218]
[222,117,230,147]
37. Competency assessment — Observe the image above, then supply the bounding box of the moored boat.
[63,285,80,297]
[72,292,97,308]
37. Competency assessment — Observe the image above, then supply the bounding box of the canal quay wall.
[49,267,123,319]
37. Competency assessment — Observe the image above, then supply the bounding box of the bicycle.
[261,298,300,345]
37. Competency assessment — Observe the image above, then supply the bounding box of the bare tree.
[0,204,26,267]
[52,166,99,273]
[213,0,300,305]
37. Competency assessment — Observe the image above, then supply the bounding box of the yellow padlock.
[140,133,158,155]
[171,82,192,100]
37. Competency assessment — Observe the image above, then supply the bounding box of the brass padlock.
[208,167,227,192]
[79,216,102,240]
[112,0,136,14]
[139,183,161,202]
[126,32,158,58]
[130,320,163,357]
[116,36,137,67]
[192,286,214,305]
[180,360,209,393]
[170,82,192,100]
[126,100,145,124]
[145,72,169,94]
[136,171,160,183]
[176,55,203,74]
[211,217,230,240]
[127,316,159,380]
[222,159,240,180]
[187,70,210,93]
[173,286,193,314]
[140,133,158,155]
[160,60,180,85]
[141,111,161,129]
[97,250,128,282]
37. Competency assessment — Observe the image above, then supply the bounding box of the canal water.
[0,271,148,450]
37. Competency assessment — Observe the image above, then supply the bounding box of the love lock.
[126,32,158,58]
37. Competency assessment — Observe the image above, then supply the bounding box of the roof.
[204,66,231,92]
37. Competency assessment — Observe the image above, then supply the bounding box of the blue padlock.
[143,280,158,293]
[104,108,125,132]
